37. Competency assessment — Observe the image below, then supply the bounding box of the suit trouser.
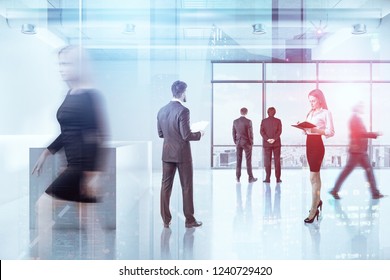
[263,146,281,181]
[161,161,195,225]
[236,143,254,180]
[332,153,380,195]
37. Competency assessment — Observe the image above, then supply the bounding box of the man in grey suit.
[157,80,204,228]
[260,107,282,183]
[233,107,258,183]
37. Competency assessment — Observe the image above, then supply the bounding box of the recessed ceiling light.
[123,24,135,34]
[21,23,36,35]
[352,24,366,35]
[252,24,266,35]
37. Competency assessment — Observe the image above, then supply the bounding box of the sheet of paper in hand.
[191,121,209,132]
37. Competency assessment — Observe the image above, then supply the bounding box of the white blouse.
[306,108,335,138]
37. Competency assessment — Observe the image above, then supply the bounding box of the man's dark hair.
[267,107,276,117]
[171,80,187,98]
[240,107,248,115]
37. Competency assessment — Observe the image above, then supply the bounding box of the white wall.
[0,17,66,136]
[0,16,66,204]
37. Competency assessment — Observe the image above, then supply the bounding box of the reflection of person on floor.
[304,222,321,260]
[160,227,195,260]
[183,228,195,260]
[232,108,257,183]
[160,228,172,259]
[157,80,204,229]
[262,183,282,258]
[330,102,384,200]
[31,46,108,258]
[264,183,281,221]
[233,182,254,258]
[260,107,282,183]
[333,199,380,259]
[235,182,253,226]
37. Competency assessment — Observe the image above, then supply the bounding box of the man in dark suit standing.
[157,80,204,228]
[329,102,384,199]
[233,107,257,183]
[260,107,282,183]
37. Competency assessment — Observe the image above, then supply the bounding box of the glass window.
[265,83,316,145]
[372,63,390,81]
[319,83,370,145]
[213,83,262,146]
[266,83,369,168]
[372,84,390,145]
[319,63,370,81]
[265,63,316,81]
[213,63,262,81]
[265,83,315,169]
[212,62,390,169]
[213,146,263,169]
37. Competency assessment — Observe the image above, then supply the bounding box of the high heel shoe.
[317,200,323,212]
[304,209,319,224]
[308,200,322,213]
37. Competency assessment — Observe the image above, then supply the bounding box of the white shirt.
[306,108,335,138]
[171,98,185,107]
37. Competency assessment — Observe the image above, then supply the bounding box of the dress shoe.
[263,179,270,183]
[372,193,385,199]
[329,190,340,199]
[164,222,171,228]
[304,209,319,224]
[276,179,282,183]
[248,178,258,183]
[185,220,203,228]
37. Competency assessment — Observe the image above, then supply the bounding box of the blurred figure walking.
[330,102,384,200]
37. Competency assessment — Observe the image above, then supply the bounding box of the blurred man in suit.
[233,107,257,183]
[157,80,204,228]
[260,107,282,183]
[329,102,384,199]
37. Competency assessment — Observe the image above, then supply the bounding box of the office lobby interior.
[1,0,390,260]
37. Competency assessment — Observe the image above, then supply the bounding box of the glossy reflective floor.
[1,168,390,260]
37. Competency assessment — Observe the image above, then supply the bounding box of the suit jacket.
[232,116,254,146]
[260,116,282,148]
[349,113,377,154]
[157,101,201,163]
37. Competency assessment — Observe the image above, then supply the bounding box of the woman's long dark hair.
[308,89,328,110]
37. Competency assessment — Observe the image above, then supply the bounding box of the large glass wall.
[266,83,316,168]
[212,61,390,168]
[372,82,390,167]
[213,82,263,168]
[212,63,263,168]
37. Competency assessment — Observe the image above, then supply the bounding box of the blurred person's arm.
[351,115,379,139]
[32,122,64,175]
[248,120,254,146]
[276,119,282,140]
[31,148,53,176]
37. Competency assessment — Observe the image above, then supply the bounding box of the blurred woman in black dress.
[30,45,108,258]
[32,45,107,203]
